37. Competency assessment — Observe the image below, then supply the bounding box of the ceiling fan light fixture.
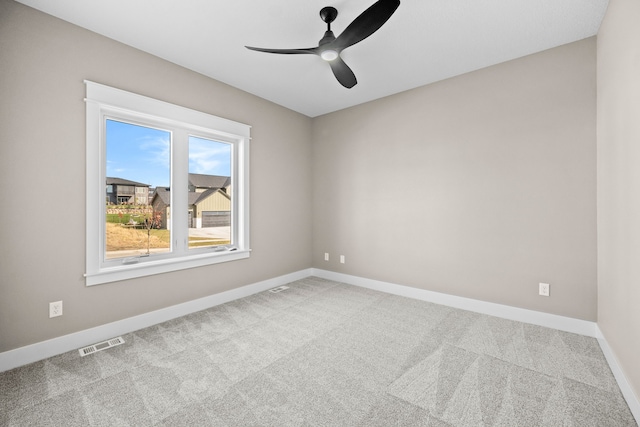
[320,49,339,61]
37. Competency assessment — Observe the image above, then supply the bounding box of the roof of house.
[151,187,171,206]
[188,173,230,189]
[152,187,230,207]
[107,177,150,187]
[188,191,203,205]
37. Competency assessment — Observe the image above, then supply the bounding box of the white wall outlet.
[49,301,63,318]
[324,252,329,261]
[539,283,550,297]
[340,255,345,264]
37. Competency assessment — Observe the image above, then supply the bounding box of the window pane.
[188,136,232,249]
[105,119,171,260]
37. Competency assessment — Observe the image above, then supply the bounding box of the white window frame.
[85,81,251,286]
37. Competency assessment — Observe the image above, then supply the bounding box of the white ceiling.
[16,0,608,117]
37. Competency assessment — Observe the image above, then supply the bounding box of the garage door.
[202,211,230,227]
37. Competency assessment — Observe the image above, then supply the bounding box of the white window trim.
[85,81,251,286]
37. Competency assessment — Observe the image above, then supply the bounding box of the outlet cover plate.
[539,283,550,297]
[49,301,63,318]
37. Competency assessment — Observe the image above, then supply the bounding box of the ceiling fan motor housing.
[319,31,336,46]
[320,7,338,25]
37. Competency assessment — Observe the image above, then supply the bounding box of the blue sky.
[106,119,231,188]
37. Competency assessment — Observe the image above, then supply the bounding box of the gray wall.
[0,0,313,352]
[312,38,597,321]
[597,0,640,402]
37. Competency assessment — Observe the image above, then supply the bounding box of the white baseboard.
[596,326,640,423]
[0,268,313,373]
[311,268,597,337]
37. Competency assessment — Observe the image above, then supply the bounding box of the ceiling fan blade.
[333,0,400,51]
[245,46,318,55]
[329,56,357,88]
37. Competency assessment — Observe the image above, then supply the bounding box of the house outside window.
[85,81,251,286]
[106,177,151,206]
[150,171,232,249]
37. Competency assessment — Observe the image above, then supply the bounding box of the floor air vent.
[269,285,290,293]
[78,336,125,357]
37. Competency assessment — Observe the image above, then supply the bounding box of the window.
[188,136,232,249]
[105,119,171,260]
[85,81,250,286]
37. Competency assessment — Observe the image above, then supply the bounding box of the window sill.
[85,249,251,286]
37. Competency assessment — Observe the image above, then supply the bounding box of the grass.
[107,213,132,224]
[189,238,231,248]
[106,223,231,252]
[107,213,153,225]
[106,223,169,251]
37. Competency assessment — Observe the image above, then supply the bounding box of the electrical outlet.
[49,301,63,318]
[539,283,550,297]
[324,252,329,261]
[340,255,345,264]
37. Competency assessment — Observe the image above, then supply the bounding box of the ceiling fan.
[245,0,401,89]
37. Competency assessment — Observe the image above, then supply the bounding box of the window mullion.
[171,129,190,254]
